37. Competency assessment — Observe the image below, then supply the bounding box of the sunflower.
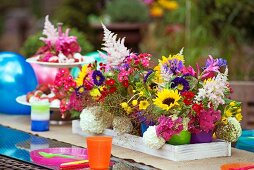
[76,65,90,87]
[153,89,181,111]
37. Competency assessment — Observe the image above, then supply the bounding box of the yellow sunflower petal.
[153,89,181,111]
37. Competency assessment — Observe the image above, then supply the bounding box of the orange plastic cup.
[221,162,254,170]
[86,136,112,169]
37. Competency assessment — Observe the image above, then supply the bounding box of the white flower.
[80,106,109,134]
[195,68,229,109]
[39,15,58,44]
[142,126,165,149]
[58,52,68,63]
[73,53,83,61]
[99,23,130,66]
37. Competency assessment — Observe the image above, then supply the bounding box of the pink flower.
[40,51,55,62]
[181,66,196,76]
[156,116,183,141]
[55,36,81,56]
[201,55,220,79]
[189,108,221,133]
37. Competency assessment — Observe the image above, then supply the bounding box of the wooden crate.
[72,120,231,161]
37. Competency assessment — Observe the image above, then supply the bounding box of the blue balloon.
[0,52,38,115]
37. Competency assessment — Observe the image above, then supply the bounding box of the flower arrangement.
[32,15,84,63]
[54,23,243,149]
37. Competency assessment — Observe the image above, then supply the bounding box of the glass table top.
[0,125,158,170]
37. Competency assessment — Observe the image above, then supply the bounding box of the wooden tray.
[72,120,231,161]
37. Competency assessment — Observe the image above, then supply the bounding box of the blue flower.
[171,77,190,92]
[217,58,227,67]
[92,70,105,86]
[163,59,184,75]
[144,70,154,83]
[204,56,227,69]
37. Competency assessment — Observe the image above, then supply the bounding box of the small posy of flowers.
[33,15,83,63]
[140,52,243,149]
[53,23,243,149]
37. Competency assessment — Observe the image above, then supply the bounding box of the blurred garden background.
[0,0,254,80]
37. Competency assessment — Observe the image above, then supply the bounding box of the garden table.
[0,114,254,170]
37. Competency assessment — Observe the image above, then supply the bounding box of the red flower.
[83,82,93,90]
[122,80,129,87]
[106,79,115,86]
[192,103,203,114]
[182,91,195,105]
[109,87,117,94]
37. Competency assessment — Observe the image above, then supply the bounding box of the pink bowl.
[30,147,88,167]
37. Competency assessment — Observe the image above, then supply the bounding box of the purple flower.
[217,58,227,67]
[144,70,153,83]
[92,70,105,86]
[171,77,190,92]
[202,55,227,79]
[75,86,85,96]
[163,59,184,75]
[204,55,227,69]
[170,59,184,74]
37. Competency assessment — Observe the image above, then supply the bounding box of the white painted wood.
[72,120,231,161]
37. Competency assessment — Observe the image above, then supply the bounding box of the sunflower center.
[162,98,175,106]
[177,84,184,90]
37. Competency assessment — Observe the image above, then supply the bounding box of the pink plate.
[30,147,88,167]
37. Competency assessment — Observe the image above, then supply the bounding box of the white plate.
[16,95,60,109]
[26,56,95,68]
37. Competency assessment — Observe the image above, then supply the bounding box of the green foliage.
[20,27,94,58]
[142,0,254,80]
[53,0,102,32]
[105,0,149,23]
[20,32,44,58]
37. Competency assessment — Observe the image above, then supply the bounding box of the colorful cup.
[167,130,191,145]
[220,162,254,170]
[191,130,213,144]
[31,101,50,132]
[86,136,112,169]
